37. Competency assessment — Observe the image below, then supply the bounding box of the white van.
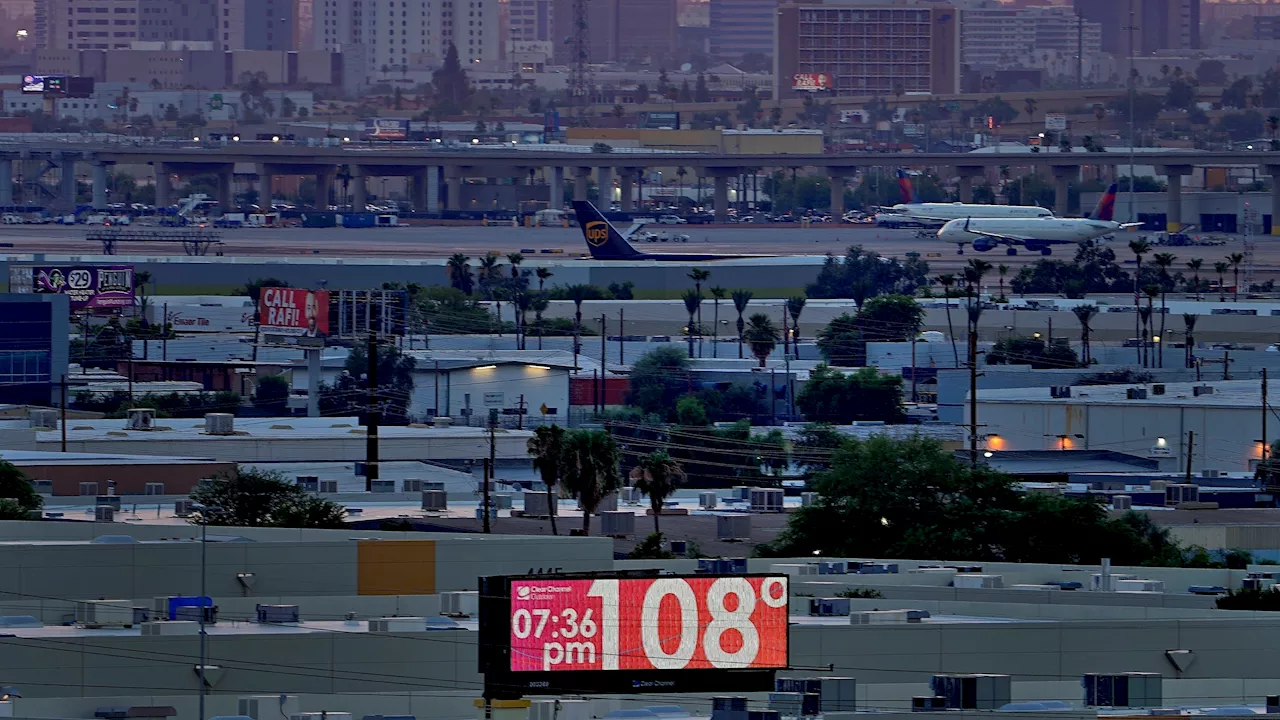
[1,213,23,224]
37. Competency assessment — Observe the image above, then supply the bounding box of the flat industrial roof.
[976,380,1273,409]
[0,449,223,466]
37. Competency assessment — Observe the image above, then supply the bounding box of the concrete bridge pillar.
[0,159,11,206]
[1269,165,1280,235]
[955,165,985,204]
[597,166,614,207]
[314,168,334,210]
[257,164,273,209]
[60,157,77,208]
[1159,165,1193,231]
[572,167,591,203]
[411,169,428,212]
[426,166,441,213]
[445,169,463,211]
[217,167,235,210]
[1050,166,1075,218]
[547,166,563,209]
[92,162,108,210]
[154,162,172,209]
[712,172,731,223]
[827,169,851,218]
[618,170,635,212]
[351,166,368,211]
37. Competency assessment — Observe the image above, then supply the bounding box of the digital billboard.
[364,118,409,140]
[31,266,134,311]
[792,73,833,92]
[22,75,51,93]
[479,572,788,696]
[258,288,329,337]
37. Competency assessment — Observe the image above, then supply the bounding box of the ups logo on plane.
[584,221,609,247]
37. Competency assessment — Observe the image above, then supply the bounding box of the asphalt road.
[0,223,1266,279]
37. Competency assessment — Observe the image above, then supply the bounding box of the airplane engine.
[972,238,998,252]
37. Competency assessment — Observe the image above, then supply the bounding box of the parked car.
[656,214,687,225]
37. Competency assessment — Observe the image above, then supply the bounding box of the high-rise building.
[551,0,675,64]
[316,0,498,78]
[40,0,216,50]
[709,0,774,60]
[506,0,552,70]
[1074,0,1198,56]
[961,2,1101,69]
[775,0,960,99]
[222,0,294,49]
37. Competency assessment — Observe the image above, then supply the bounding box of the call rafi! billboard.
[258,288,329,338]
[792,72,833,92]
[32,266,134,310]
[478,572,788,696]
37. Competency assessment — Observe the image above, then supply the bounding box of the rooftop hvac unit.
[1150,479,1170,491]
[1166,483,1200,504]
[717,514,751,541]
[75,600,134,628]
[1112,495,1133,510]
[174,499,193,517]
[699,491,718,509]
[522,490,556,517]
[769,563,819,577]
[1083,672,1162,707]
[1201,469,1223,479]
[126,408,156,430]
[239,696,301,720]
[750,488,784,513]
[96,495,121,509]
[492,493,513,509]
[1193,385,1215,396]
[256,604,300,624]
[953,574,1004,589]
[768,692,820,717]
[140,620,200,636]
[368,617,427,632]
[713,697,748,713]
[600,510,636,537]
[440,591,479,617]
[1126,388,1148,400]
[79,481,100,496]
[319,480,338,494]
[295,476,319,492]
[733,486,752,501]
[851,609,930,625]
[1050,385,1072,398]
[775,677,856,713]
[801,492,819,507]
[432,416,452,428]
[1152,384,1166,395]
[291,713,353,720]
[912,696,948,712]
[1115,579,1164,593]
[94,506,115,522]
[402,478,423,493]
[144,483,165,496]
[816,561,847,574]
[204,413,235,435]
[370,479,395,493]
[1090,573,1137,591]
[422,480,446,493]
[28,408,58,430]
[930,674,1012,710]
[1243,577,1279,592]
[698,558,748,574]
[808,597,852,617]
[620,487,642,504]
[596,492,618,513]
[175,605,217,624]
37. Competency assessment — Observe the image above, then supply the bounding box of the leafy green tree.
[986,335,1080,369]
[1195,59,1227,86]
[560,429,622,535]
[0,461,43,519]
[527,424,566,536]
[189,468,345,528]
[627,347,691,420]
[318,344,416,424]
[816,313,862,366]
[253,375,290,412]
[1165,79,1195,110]
[694,74,711,103]
[796,365,905,423]
[629,451,686,533]
[806,246,928,299]
[432,43,474,116]
[629,532,676,559]
[676,395,709,426]
[236,278,291,310]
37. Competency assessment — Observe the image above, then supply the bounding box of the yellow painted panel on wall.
[357,540,436,595]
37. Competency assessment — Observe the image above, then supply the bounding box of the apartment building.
[962,2,1101,70]
[316,0,498,78]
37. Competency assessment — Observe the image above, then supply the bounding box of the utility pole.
[517,394,526,430]
[968,307,982,469]
[1077,14,1084,89]
[1126,7,1137,226]
[618,308,624,364]
[485,410,496,533]
[60,376,67,453]
[162,302,168,361]
[434,359,440,416]
[600,313,607,371]
[1185,430,1194,483]
[782,307,789,359]
[365,327,379,491]
[1264,369,1269,464]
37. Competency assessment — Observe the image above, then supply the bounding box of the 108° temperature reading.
[508,576,789,673]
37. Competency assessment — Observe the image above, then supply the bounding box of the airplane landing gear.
[1041,248,1053,256]
[1006,247,1018,256]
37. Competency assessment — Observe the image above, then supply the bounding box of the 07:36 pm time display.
[508,576,789,673]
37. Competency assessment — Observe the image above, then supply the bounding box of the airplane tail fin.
[1089,183,1118,221]
[896,169,917,204]
[572,201,644,259]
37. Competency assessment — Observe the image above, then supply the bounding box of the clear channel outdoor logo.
[515,584,574,601]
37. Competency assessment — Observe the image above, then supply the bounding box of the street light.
[189,502,221,720]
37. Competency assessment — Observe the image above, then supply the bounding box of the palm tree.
[1186,258,1203,301]
[527,424,566,536]
[965,258,993,299]
[710,287,726,358]
[560,429,621,535]
[447,253,473,294]
[688,269,711,352]
[507,252,524,279]
[566,284,593,362]
[1183,313,1197,369]
[732,289,753,359]
[1142,285,1159,368]
[937,273,959,367]
[681,290,702,358]
[786,296,806,359]
[1129,238,1151,363]
[1228,252,1245,301]
[1072,304,1098,365]
[478,252,502,300]
[515,291,534,350]
[743,313,779,367]
[531,293,549,350]
[1152,252,1176,368]
[1214,261,1229,301]
[1023,97,1038,122]
[1268,115,1280,150]
[629,451,685,534]
[535,267,553,292]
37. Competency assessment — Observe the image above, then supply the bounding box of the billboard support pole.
[366,328,379,490]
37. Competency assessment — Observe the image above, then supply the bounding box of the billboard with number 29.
[508,575,788,673]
